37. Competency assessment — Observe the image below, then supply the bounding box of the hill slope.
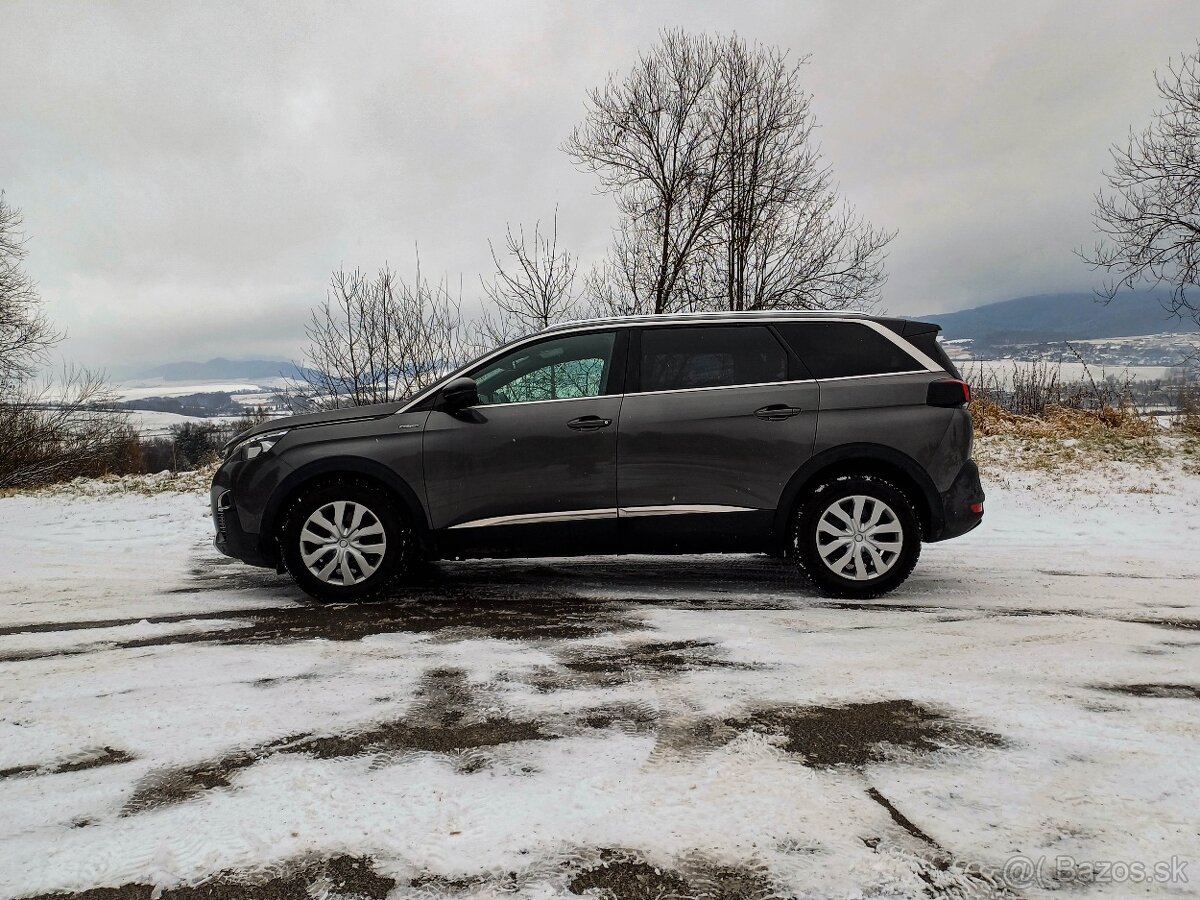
[135,358,310,382]
[927,290,1193,346]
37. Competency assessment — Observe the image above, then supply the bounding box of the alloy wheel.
[814,494,904,581]
[299,500,388,586]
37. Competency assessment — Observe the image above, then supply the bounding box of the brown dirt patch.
[723,699,1004,768]
[0,747,133,781]
[123,743,287,814]
[1093,683,1200,699]
[575,702,659,733]
[20,854,393,900]
[567,858,693,900]
[124,668,555,813]
[290,667,556,758]
[552,640,753,689]
[0,598,642,663]
[566,851,777,900]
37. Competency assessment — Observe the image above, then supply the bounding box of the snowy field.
[124,409,247,438]
[0,466,1197,899]
[956,358,1177,383]
[111,380,289,402]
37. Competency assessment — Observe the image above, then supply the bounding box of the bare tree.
[1,193,59,390]
[700,36,894,311]
[0,368,135,489]
[477,212,580,342]
[564,30,724,314]
[1083,43,1200,326]
[296,255,468,409]
[566,32,893,316]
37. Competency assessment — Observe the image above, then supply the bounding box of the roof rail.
[541,309,875,332]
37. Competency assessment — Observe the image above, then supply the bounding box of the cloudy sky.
[4,1,1200,372]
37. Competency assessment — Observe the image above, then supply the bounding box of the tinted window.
[774,322,923,379]
[639,325,788,392]
[908,331,961,379]
[472,331,616,405]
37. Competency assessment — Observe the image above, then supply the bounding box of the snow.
[111,381,276,402]
[960,359,1177,382]
[0,465,1197,898]
[124,409,246,437]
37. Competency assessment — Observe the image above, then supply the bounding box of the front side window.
[639,325,788,392]
[471,331,616,405]
[773,322,925,379]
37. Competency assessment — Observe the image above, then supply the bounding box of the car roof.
[540,309,881,333]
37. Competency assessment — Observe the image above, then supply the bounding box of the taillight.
[927,379,971,407]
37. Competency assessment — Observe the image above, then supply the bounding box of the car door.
[616,323,818,550]
[422,328,626,554]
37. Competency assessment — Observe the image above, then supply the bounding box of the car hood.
[224,400,411,449]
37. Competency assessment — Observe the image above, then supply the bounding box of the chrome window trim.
[471,394,618,411]
[854,319,943,372]
[809,370,934,383]
[621,378,813,399]
[398,315,945,414]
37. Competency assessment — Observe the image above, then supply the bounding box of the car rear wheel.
[793,474,921,598]
[280,479,414,602]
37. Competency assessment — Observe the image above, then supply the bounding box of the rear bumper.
[928,459,984,543]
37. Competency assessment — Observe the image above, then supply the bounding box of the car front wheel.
[793,474,921,598]
[280,479,414,602]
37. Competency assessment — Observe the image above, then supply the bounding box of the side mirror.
[440,376,479,412]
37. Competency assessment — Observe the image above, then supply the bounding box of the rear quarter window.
[774,322,926,379]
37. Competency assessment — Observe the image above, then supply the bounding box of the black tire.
[792,474,921,599]
[279,478,415,602]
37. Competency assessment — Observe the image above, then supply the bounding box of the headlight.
[228,429,288,461]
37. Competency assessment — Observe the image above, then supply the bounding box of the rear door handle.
[754,404,803,421]
[567,415,612,431]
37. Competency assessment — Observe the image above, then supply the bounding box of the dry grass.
[969,397,1200,481]
[961,354,1200,475]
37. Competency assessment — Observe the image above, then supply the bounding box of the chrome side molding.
[448,504,757,529]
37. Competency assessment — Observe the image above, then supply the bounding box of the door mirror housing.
[440,376,479,412]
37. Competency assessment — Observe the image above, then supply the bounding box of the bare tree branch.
[478,211,580,341]
[566,32,893,315]
[1082,42,1200,327]
[0,192,60,391]
[293,253,469,410]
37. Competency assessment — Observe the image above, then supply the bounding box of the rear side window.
[774,322,925,379]
[639,325,788,392]
[907,332,961,379]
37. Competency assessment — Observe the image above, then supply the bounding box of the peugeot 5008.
[212,311,984,601]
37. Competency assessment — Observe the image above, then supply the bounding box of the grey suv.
[212,311,983,601]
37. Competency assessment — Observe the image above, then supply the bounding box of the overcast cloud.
[3,0,1200,371]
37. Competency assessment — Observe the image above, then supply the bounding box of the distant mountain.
[927,290,1193,348]
[135,358,312,382]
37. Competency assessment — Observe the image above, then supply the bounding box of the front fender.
[259,455,431,560]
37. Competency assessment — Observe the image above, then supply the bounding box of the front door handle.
[567,415,612,431]
[754,404,803,421]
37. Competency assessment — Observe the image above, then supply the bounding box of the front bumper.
[929,459,984,542]
[211,467,275,568]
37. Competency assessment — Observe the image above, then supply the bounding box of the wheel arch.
[260,456,431,562]
[774,444,942,545]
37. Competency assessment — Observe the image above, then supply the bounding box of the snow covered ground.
[0,464,1197,899]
